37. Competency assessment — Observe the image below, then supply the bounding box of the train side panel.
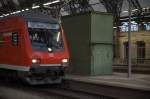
[0,17,32,71]
[31,25,70,65]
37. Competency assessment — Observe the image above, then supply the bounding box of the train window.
[28,22,64,52]
[12,32,19,46]
[29,28,64,52]
[0,34,4,47]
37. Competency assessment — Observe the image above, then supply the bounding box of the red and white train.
[0,11,70,84]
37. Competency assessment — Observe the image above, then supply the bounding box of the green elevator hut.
[62,12,113,76]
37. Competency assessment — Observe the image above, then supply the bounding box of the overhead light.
[120,18,128,20]
[143,8,146,10]
[25,8,29,11]
[10,10,21,15]
[122,10,128,13]
[12,12,17,14]
[131,21,136,23]
[0,16,4,18]
[0,8,30,18]
[10,12,14,15]
[32,5,40,9]
[43,0,60,6]
[16,11,21,13]
[132,9,138,12]
[131,21,137,25]
[3,14,10,16]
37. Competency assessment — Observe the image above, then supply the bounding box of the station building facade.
[115,20,150,65]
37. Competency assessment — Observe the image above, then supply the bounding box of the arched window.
[137,41,145,63]
[124,42,128,59]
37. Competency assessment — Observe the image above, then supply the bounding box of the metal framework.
[63,0,93,14]
[129,0,142,12]
[99,0,142,25]
[99,0,142,63]
[0,0,143,19]
[99,0,123,26]
[0,0,93,17]
[129,0,143,30]
[0,0,64,18]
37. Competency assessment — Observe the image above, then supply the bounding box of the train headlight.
[32,59,37,63]
[48,48,52,52]
[32,59,41,64]
[62,58,68,63]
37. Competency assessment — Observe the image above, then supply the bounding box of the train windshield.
[28,22,64,52]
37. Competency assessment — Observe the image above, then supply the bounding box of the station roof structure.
[0,0,150,16]
[0,0,150,25]
[0,0,63,18]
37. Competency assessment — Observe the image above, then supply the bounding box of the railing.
[114,58,150,65]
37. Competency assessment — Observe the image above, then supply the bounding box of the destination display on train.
[28,22,60,29]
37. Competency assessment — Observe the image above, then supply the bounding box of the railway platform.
[64,72,150,91]
[63,72,150,99]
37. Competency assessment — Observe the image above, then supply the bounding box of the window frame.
[0,34,4,47]
[12,32,19,46]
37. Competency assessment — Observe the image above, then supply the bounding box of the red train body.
[0,11,69,84]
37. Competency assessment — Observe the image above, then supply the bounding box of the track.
[39,87,114,99]
[0,80,114,99]
[0,83,70,99]
[1,77,149,99]
[62,79,150,99]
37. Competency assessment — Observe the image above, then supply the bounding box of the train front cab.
[0,17,70,85]
[26,20,70,85]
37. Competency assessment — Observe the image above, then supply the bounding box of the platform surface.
[64,73,150,91]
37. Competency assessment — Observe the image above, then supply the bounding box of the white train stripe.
[0,64,30,71]
[40,64,61,66]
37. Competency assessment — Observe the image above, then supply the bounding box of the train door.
[2,31,20,66]
[0,33,6,64]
